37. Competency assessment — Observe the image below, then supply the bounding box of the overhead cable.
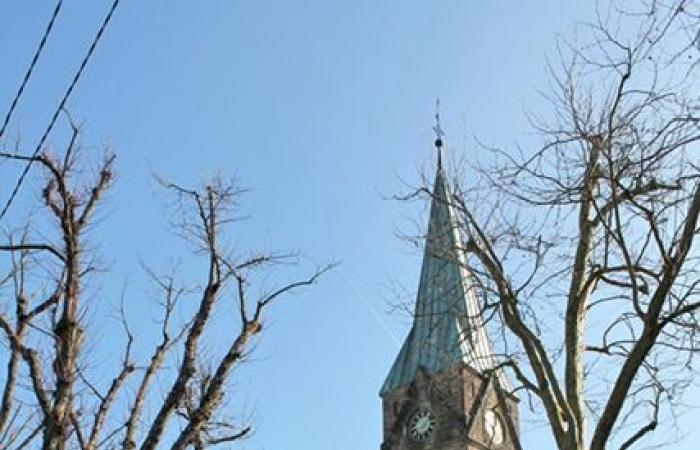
[0,0,64,139]
[0,0,122,223]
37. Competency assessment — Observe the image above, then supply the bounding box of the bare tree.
[406,1,700,449]
[0,121,332,450]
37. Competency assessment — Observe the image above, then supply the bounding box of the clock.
[484,409,504,445]
[407,408,437,442]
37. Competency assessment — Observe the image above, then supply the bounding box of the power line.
[0,0,64,139]
[0,0,122,223]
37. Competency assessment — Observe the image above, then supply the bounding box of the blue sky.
[1,2,698,450]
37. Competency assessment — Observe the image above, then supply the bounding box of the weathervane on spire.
[433,99,445,169]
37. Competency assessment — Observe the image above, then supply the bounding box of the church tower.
[380,138,519,450]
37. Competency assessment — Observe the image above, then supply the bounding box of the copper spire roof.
[380,162,510,396]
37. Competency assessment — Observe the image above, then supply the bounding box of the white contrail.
[337,270,401,348]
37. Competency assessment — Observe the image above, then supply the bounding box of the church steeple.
[379,131,518,450]
[380,136,507,397]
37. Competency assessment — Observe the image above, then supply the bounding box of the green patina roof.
[380,164,508,396]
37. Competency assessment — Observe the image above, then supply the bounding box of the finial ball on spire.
[433,100,445,167]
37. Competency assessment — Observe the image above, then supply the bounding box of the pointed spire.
[380,124,510,396]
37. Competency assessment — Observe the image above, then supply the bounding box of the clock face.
[484,410,504,445]
[408,408,437,442]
